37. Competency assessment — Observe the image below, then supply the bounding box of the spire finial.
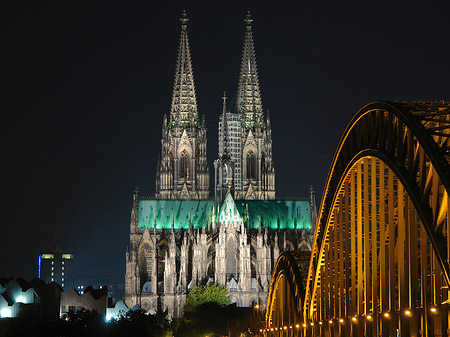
[219,92,230,158]
[180,9,189,27]
[245,10,253,26]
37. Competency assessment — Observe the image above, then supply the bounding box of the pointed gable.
[245,184,256,199]
[179,129,192,149]
[180,183,191,198]
[219,193,242,223]
[243,129,257,148]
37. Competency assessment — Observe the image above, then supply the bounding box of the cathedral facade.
[124,11,316,318]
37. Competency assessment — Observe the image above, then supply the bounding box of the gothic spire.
[170,10,198,126]
[219,92,230,159]
[237,10,263,128]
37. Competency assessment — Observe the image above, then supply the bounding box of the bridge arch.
[266,251,306,331]
[266,101,450,336]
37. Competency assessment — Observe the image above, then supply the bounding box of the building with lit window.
[39,252,73,290]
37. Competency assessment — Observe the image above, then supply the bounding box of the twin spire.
[170,10,198,126]
[237,10,263,128]
[170,10,263,128]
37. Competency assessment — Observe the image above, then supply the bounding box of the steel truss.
[265,101,450,336]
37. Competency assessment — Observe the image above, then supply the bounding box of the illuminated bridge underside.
[266,101,450,336]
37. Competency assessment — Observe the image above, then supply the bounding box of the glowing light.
[352,316,358,323]
[289,326,292,329]
[329,320,333,325]
[255,304,259,309]
[275,327,278,331]
[38,255,42,279]
[310,322,314,326]
[383,312,390,319]
[105,314,112,322]
[0,308,11,318]
[367,314,373,321]
[339,318,344,324]
[319,321,323,325]
[295,324,300,328]
[404,309,412,317]
[302,323,307,328]
[16,295,26,304]
[270,328,273,331]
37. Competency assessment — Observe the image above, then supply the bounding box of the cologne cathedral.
[124,11,316,318]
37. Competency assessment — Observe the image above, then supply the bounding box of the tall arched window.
[169,152,174,171]
[180,150,189,179]
[157,243,169,294]
[246,151,256,180]
[226,237,238,281]
[139,243,152,290]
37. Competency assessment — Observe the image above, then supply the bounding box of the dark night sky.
[3,0,450,285]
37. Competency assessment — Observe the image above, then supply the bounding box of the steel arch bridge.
[265,101,450,337]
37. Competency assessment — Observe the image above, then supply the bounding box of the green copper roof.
[137,198,312,230]
[235,199,312,230]
[138,200,214,230]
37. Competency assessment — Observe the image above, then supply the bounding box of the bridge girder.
[265,101,450,337]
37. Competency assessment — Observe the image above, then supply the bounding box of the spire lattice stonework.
[156,11,209,199]
[219,92,231,159]
[170,10,198,126]
[237,10,263,128]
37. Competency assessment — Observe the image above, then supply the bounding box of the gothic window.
[180,150,189,179]
[157,243,169,294]
[139,243,152,290]
[169,152,174,171]
[207,245,216,278]
[250,245,257,279]
[226,237,238,281]
[246,151,256,180]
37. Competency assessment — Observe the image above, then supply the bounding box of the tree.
[185,284,231,308]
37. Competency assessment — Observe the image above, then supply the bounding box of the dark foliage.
[2,308,171,337]
[174,302,243,337]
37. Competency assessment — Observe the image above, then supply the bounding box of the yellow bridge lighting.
[383,312,390,319]
[295,324,300,328]
[366,314,373,321]
[351,316,358,323]
[430,307,437,314]
[404,309,412,317]
[339,318,344,324]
